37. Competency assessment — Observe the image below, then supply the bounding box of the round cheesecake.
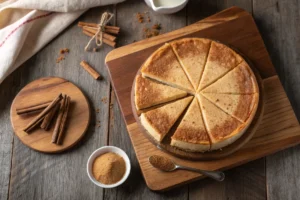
[135,38,259,152]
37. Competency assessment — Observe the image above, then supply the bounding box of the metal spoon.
[149,155,225,182]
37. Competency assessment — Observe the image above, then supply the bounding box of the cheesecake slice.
[201,61,258,94]
[171,98,210,152]
[197,94,246,150]
[141,96,193,142]
[170,38,211,90]
[201,93,259,123]
[141,43,194,93]
[135,75,187,110]
[198,41,243,91]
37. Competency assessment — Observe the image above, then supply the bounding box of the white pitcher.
[144,0,189,14]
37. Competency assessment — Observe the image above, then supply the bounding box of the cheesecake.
[201,61,258,94]
[171,98,210,152]
[198,94,246,150]
[135,74,187,110]
[198,41,243,91]
[141,43,194,93]
[201,93,259,123]
[170,38,211,90]
[135,38,259,152]
[140,96,193,142]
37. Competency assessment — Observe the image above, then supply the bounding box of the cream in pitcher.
[144,0,189,14]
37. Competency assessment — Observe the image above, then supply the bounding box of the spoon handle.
[177,165,225,181]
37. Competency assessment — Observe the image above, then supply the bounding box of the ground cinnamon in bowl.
[92,152,126,184]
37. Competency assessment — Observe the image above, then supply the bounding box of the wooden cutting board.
[105,7,300,191]
[10,77,90,153]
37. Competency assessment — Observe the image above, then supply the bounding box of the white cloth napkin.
[0,0,125,84]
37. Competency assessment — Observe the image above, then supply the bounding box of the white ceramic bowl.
[87,146,131,188]
[144,0,189,14]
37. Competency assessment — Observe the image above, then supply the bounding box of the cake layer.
[198,41,243,91]
[171,98,210,152]
[141,96,193,142]
[197,94,246,150]
[201,93,259,123]
[135,75,187,110]
[170,38,211,90]
[141,43,194,93]
[202,61,258,94]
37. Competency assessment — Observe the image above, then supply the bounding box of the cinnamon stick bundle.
[57,96,71,145]
[78,20,120,50]
[40,103,59,130]
[16,101,51,115]
[23,94,63,133]
[52,95,67,143]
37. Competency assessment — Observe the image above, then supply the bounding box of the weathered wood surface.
[0,0,298,199]
[253,0,300,199]
[5,7,113,200]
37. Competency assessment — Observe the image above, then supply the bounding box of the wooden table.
[1,1,299,199]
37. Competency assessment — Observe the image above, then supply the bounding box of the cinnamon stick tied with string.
[23,94,63,133]
[16,101,51,115]
[40,103,60,130]
[80,60,101,80]
[77,12,120,51]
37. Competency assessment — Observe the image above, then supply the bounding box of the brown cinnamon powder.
[60,48,69,54]
[149,155,174,171]
[92,152,126,184]
[56,55,65,63]
[143,24,162,38]
[152,23,161,30]
[135,12,163,38]
[101,97,108,104]
[56,48,69,63]
[136,12,144,23]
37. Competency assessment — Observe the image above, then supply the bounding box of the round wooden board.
[131,52,265,161]
[10,77,90,153]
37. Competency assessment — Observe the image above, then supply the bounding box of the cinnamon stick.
[104,27,119,35]
[105,25,120,31]
[52,95,67,143]
[103,33,116,42]
[82,26,116,42]
[16,101,51,115]
[80,60,101,80]
[40,103,59,130]
[83,30,116,48]
[78,21,120,32]
[23,94,63,133]
[78,21,98,28]
[57,96,71,145]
